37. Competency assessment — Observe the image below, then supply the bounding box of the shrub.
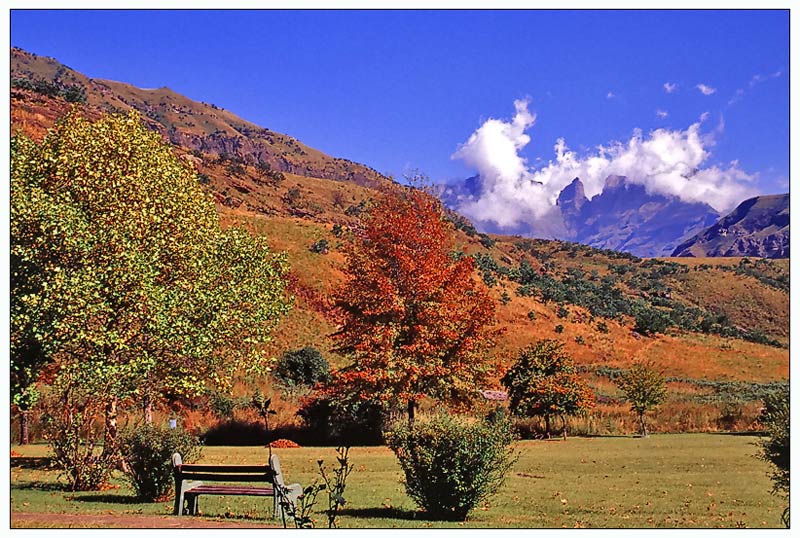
[200,418,266,446]
[298,395,386,446]
[40,395,117,491]
[758,388,789,526]
[478,233,496,249]
[554,324,564,334]
[209,391,237,418]
[309,239,330,254]
[274,347,332,389]
[118,423,201,501]
[632,304,671,335]
[387,414,518,521]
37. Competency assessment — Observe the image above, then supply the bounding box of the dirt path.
[12,512,282,529]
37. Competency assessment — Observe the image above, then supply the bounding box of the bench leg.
[275,483,303,521]
[174,490,184,516]
[189,494,199,515]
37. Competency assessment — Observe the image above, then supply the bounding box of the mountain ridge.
[672,193,789,258]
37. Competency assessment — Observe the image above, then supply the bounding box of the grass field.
[10,434,784,529]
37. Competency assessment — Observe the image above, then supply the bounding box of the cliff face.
[672,194,789,258]
[557,176,720,258]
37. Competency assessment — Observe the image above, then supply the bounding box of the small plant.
[317,446,354,528]
[596,321,609,333]
[527,310,536,321]
[118,423,201,501]
[387,414,518,521]
[575,335,585,345]
[500,290,511,305]
[279,481,325,528]
[554,324,564,334]
[251,389,277,451]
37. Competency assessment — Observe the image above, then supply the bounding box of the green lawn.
[10,433,785,528]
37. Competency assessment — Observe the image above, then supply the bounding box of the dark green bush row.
[12,77,87,103]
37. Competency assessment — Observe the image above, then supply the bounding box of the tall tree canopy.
[501,339,595,438]
[331,186,499,424]
[11,110,292,439]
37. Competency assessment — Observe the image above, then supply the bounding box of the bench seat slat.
[187,485,275,496]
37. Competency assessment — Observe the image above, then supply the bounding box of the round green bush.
[273,347,331,389]
[118,423,201,501]
[387,414,518,521]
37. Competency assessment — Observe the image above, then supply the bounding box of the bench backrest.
[268,454,287,489]
[172,452,275,484]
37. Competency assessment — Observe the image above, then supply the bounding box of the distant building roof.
[480,390,508,401]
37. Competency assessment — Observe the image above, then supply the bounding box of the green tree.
[501,340,595,439]
[614,361,667,437]
[11,110,291,451]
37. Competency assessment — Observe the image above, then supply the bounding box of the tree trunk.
[20,409,30,445]
[407,399,416,428]
[544,415,551,439]
[561,415,568,440]
[638,413,648,437]
[144,396,153,424]
[102,398,118,458]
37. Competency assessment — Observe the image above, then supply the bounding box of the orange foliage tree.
[330,186,500,426]
[501,339,595,439]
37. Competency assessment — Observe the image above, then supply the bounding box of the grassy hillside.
[10,47,788,438]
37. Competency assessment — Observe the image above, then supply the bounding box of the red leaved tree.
[330,186,500,426]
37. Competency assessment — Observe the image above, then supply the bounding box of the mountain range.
[439,173,788,259]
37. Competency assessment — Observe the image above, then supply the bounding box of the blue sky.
[10,9,790,202]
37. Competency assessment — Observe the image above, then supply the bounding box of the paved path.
[12,512,282,528]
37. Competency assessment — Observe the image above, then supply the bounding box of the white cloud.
[607,91,615,99]
[696,83,717,96]
[451,101,757,236]
[699,111,710,122]
[663,82,677,93]
[728,88,745,106]
[730,70,784,106]
[656,109,669,119]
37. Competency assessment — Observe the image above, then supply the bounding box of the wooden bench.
[172,452,302,519]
